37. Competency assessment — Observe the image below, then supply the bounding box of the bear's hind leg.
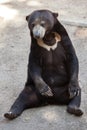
[67,88,83,116]
[4,86,41,120]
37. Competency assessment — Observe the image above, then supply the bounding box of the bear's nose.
[33,24,45,39]
[34,32,40,38]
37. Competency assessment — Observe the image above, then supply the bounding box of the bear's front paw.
[69,84,80,99]
[40,86,53,97]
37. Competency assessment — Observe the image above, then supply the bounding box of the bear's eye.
[41,21,45,27]
[31,23,35,28]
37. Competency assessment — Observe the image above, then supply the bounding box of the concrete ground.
[0,0,87,130]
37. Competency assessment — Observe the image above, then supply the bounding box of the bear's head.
[26,10,58,39]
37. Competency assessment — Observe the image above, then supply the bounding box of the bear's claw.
[69,86,80,99]
[41,86,53,97]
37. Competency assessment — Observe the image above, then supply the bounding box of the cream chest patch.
[37,32,61,51]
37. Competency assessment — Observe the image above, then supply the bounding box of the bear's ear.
[26,15,30,21]
[53,13,58,18]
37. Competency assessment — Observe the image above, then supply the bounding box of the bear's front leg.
[28,55,53,97]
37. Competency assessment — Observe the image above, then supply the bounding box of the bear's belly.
[42,66,69,87]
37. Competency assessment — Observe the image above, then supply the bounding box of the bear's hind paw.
[4,112,18,120]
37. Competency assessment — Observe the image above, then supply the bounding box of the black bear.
[4,10,83,119]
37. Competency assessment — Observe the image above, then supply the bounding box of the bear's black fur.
[4,10,83,120]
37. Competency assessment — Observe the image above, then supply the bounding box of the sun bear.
[4,10,83,119]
